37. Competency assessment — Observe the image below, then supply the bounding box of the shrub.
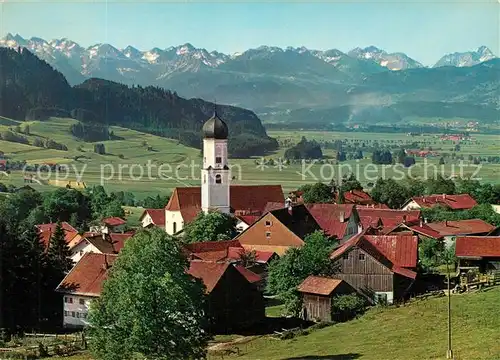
[331,293,366,322]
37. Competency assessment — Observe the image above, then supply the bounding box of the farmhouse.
[305,203,361,242]
[236,204,321,255]
[164,111,284,235]
[298,276,358,322]
[90,216,127,234]
[70,232,131,263]
[357,208,421,233]
[427,219,496,247]
[36,222,81,249]
[187,261,265,333]
[139,208,166,228]
[455,236,500,274]
[330,233,418,304]
[342,189,377,206]
[402,194,477,211]
[183,239,277,284]
[56,253,117,328]
[382,221,443,240]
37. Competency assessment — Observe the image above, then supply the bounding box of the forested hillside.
[0,48,277,157]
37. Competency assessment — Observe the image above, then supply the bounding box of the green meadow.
[1,118,499,199]
[51,287,500,360]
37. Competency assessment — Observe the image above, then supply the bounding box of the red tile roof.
[102,217,127,226]
[406,224,443,239]
[343,190,375,205]
[183,240,276,264]
[427,219,496,236]
[36,222,79,247]
[456,236,500,258]
[357,208,421,229]
[357,203,390,209]
[109,233,133,252]
[56,253,117,297]
[237,215,260,226]
[165,185,284,223]
[364,235,418,268]
[140,209,166,226]
[409,194,477,210]
[187,261,261,293]
[383,223,443,239]
[305,204,357,239]
[330,233,417,279]
[263,202,286,213]
[234,265,262,283]
[297,276,346,296]
[227,247,276,263]
[187,261,229,293]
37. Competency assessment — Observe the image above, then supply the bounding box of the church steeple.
[201,109,230,214]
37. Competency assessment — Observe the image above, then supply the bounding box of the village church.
[163,111,284,235]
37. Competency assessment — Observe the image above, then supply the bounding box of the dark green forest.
[0,48,278,157]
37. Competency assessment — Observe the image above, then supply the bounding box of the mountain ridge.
[1,33,498,123]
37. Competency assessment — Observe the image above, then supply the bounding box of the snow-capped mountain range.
[433,46,496,68]
[1,33,496,87]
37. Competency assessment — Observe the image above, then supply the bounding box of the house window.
[65,297,73,304]
[79,299,85,305]
[343,253,349,260]
[265,231,271,238]
[215,174,222,184]
[359,253,366,261]
[77,313,80,319]
[265,220,272,227]
[64,311,69,317]
[71,312,76,318]
[173,222,177,234]
[216,156,222,164]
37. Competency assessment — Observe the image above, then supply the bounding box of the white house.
[56,253,117,328]
[69,233,131,263]
[139,208,166,228]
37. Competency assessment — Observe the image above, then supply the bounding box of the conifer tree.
[47,222,73,273]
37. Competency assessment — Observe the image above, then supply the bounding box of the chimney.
[445,220,448,227]
[442,193,446,200]
[339,211,345,223]
[420,218,423,227]
[102,254,110,270]
[402,215,407,224]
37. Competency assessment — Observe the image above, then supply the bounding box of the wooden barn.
[187,261,265,333]
[298,276,357,322]
[456,236,500,274]
[330,233,418,304]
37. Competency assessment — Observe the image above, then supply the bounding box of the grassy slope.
[51,287,500,360]
[233,288,500,360]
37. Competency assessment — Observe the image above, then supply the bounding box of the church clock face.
[215,143,224,156]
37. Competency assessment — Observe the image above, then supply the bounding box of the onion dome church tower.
[201,108,231,214]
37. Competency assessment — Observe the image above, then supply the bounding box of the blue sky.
[0,0,498,66]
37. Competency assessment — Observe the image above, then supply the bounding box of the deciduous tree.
[182,211,237,243]
[266,231,338,316]
[89,229,209,360]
